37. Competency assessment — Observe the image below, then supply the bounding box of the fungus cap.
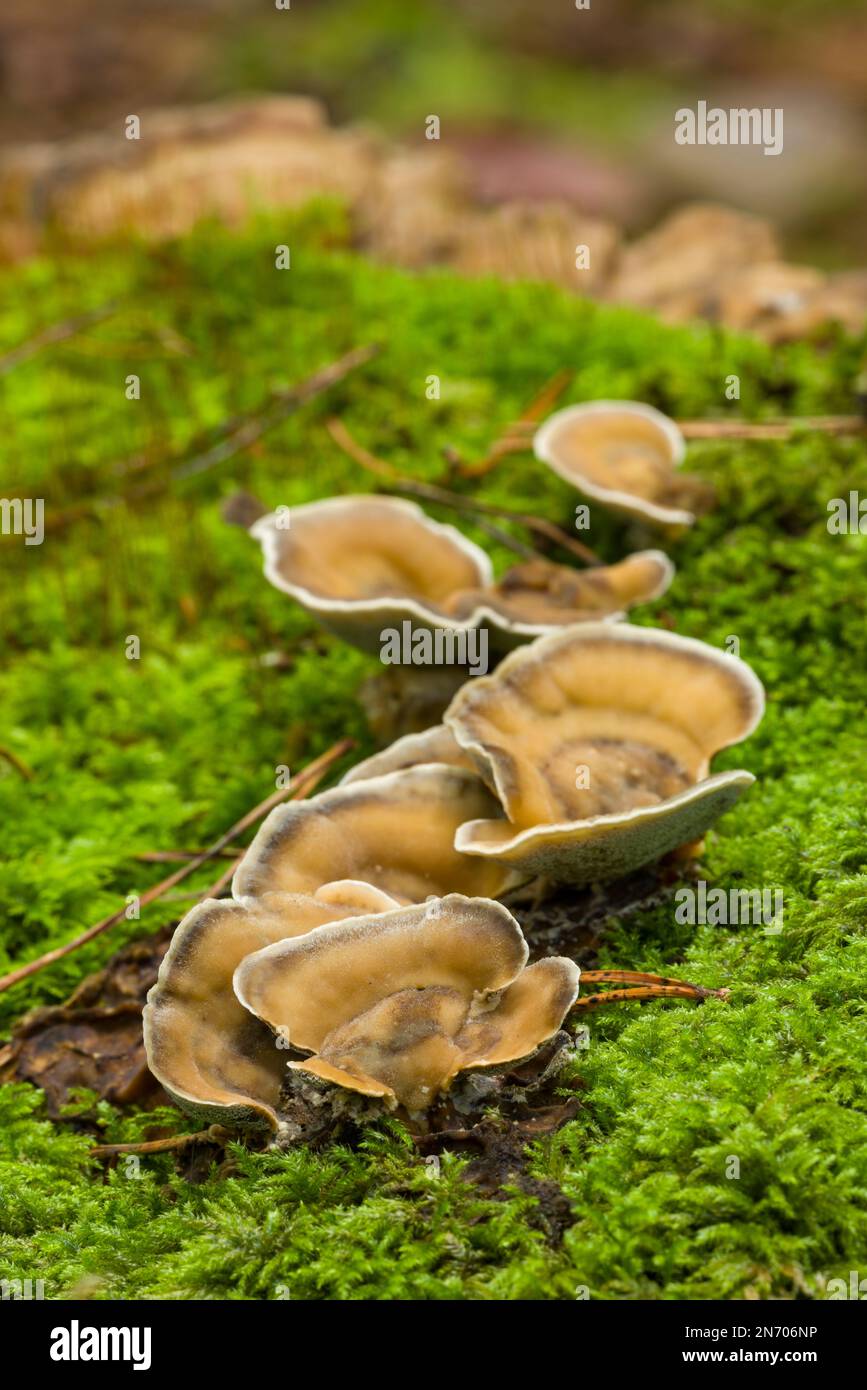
[252,493,670,657]
[339,724,473,786]
[444,623,764,884]
[534,400,701,528]
[233,894,580,1111]
[251,495,493,655]
[143,883,400,1130]
[232,764,518,904]
[445,551,674,633]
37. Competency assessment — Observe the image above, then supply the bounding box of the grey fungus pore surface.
[232,764,518,904]
[143,884,400,1130]
[444,623,765,885]
[233,894,581,1112]
[251,495,493,656]
[534,400,707,528]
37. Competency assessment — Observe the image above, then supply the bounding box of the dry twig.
[90,1125,229,1159]
[0,739,354,995]
[457,368,574,478]
[0,747,34,781]
[503,413,865,442]
[0,303,118,376]
[678,415,864,440]
[326,417,600,565]
[174,343,380,481]
[39,344,381,533]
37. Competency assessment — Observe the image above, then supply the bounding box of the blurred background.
[1,0,865,265]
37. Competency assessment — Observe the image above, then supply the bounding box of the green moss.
[0,207,866,1299]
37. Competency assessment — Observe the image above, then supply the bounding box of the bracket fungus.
[444,624,765,885]
[232,764,518,904]
[143,882,400,1130]
[251,494,675,667]
[444,551,674,632]
[145,884,728,1128]
[534,400,714,529]
[233,894,581,1113]
[251,495,492,655]
[340,722,474,785]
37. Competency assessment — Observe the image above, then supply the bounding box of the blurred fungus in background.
[1,0,865,267]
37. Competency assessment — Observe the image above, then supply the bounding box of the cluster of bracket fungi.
[144,400,764,1142]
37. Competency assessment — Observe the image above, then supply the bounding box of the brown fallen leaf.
[0,928,172,1117]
